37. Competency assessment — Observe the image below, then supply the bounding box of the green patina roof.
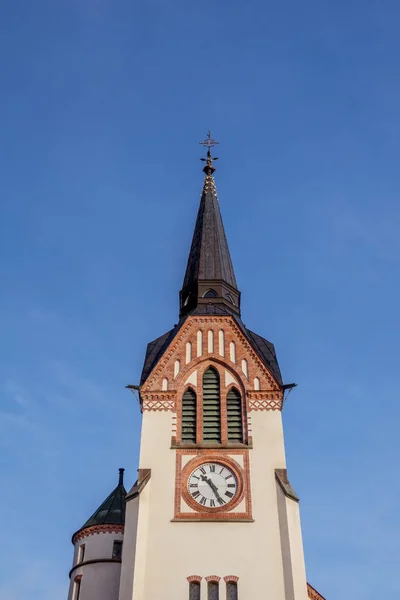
[76,469,127,536]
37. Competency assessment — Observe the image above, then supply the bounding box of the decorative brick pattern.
[174,449,252,521]
[223,576,239,583]
[141,316,283,407]
[141,399,175,411]
[180,454,244,514]
[248,398,281,411]
[187,575,202,583]
[141,392,176,412]
[205,576,221,582]
[72,524,124,544]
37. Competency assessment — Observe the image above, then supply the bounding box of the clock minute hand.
[201,475,224,505]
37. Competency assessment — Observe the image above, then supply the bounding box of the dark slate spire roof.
[179,152,241,318]
[74,469,126,538]
[182,165,237,288]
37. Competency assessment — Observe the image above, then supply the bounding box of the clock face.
[187,462,238,509]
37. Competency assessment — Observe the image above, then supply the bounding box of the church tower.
[117,134,322,600]
[67,134,325,600]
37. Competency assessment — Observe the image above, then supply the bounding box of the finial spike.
[118,468,125,486]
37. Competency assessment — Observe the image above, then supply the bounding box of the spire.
[179,133,241,318]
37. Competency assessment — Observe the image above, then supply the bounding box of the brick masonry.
[72,524,124,544]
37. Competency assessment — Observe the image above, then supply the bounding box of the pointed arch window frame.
[226,386,244,443]
[202,366,221,443]
[181,387,197,443]
[176,363,248,447]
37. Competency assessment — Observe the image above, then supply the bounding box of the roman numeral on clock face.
[200,467,206,474]
[225,491,234,498]
[199,496,207,506]
[209,464,215,472]
[192,490,200,499]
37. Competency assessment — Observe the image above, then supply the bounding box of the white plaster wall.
[68,531,123,600]
[276,482,309,600]
[129,478,151,600]
[285,495,309,600]
[277,481,295,600]
[119,497,139,600]
[122,409,308,600]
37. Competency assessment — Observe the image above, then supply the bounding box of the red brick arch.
[224,575,239,583]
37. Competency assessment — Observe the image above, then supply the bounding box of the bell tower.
[116,134,323,600]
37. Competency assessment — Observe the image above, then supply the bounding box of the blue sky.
[1,0,400,598]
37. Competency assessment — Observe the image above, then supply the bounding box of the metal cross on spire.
[199,130,219,174]
[199,130,219,152]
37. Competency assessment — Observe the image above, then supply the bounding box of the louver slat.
[227,388,243,442]
[202,368,221,442]
[181,388,197,442]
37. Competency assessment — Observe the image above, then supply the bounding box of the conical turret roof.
[73,469,126,540]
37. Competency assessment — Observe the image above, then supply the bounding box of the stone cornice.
[69,557,121,579]
[72,523,124,545]
[126,469,151,502]
[275,469,299,502]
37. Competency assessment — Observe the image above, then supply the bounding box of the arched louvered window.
[208,581,219,600]
[189,582,200,600]
[202,368,221,442]
[227,388,243,442]
[181,388,197,443]
[226,582,238,600]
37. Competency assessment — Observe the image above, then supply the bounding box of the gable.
[140,315,282,397]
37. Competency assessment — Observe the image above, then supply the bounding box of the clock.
[187,462,238,509]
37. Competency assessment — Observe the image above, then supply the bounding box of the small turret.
[68,469,126,600]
